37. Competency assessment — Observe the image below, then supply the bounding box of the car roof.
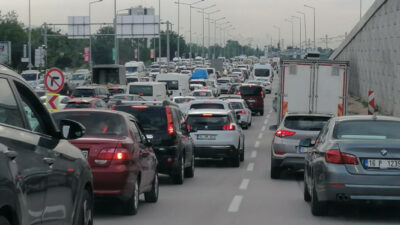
[285,112,334,117]
[187,109,231,115]
[190,99,227,104]
[332,115,400,123]
[193,89,213,92]
[226,99,245,103]
[128,82,164,85]
[241,84,262,88]
[75,85,105,89]
[173,96,196,99]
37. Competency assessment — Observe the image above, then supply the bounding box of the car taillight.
[261,91,264,96]
[114,148,130,161]
[166,106,175,135]
[96,148,130,162]
[133,105,148,109]
[275,129,296,137]
[97,149,115,160]
[222,124,235,131]
[237,91,241,95]
[111,105,117,110]
[240,110,246,114]
[325,149,358,165]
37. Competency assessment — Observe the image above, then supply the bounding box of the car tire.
[124,179,139,215]
[77,189,93,225]
[270,164,281,179]
[304,180,311,202]
[0,216,11,225]
[260,110,264,116]
[232,152,240,168]
[145,173,159,203]
[172,156,184,184]
[311,184,328,216]
[184,156,195,178]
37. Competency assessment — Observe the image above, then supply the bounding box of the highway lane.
[95,81,400,225]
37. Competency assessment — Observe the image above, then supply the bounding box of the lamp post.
[297,11,307,49]
[113,0,119,64]
[89,0,102,72]
[292,16,302,50]
[304,4,316,49]
[193,4,216,59]
[159,0,161,61]
[204,9,220,58]
[28,0,32,69]
[285,19,294,48]
[273,25,281,50]
[213,17,225,58]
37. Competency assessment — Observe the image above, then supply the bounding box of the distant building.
[331,0,400,116]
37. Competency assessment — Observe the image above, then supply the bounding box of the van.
[125,61,146,79]
[252,64,272,83]
[127,82,169,101]
[21,70,43,88]
[156,73,190,98]
[239,84,264,115]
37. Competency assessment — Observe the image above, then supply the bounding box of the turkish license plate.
[365,159,400,169]
[297,146,308,153]
[81,150,89,159]
[197,134,216,140]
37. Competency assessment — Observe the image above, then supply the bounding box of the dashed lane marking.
[239,178,250,190]
[251,151,257,158]
[258,133,263,139]
[247,162,255,171]
[228,195,243,213]
[261,126,266,131]
[254,141,260,148]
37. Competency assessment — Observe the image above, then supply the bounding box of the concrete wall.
[331,0,400,116]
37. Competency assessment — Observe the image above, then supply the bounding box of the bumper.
[248,106,263,113]
[272,156,305,170]
[92,165,133,200]
[194,145,238,159]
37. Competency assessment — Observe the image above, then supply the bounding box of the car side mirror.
[144,138,152,147]
[299,138,314,148]
[269,125,278,131]
[60,119,85,140]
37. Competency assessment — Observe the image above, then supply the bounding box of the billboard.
[0,42,11,65]
[68,16,90,39]
[116,15,160,38]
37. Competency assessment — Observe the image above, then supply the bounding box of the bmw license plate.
[197,134,216,140]
[81,150,89,159]
[365,159,400,169]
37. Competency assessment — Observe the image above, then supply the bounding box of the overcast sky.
[2,0,375,48]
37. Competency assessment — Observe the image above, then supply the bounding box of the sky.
[1,0,375,49]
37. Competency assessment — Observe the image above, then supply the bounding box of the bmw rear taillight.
[325,149,358,165]
[222,124,235,131]
[275,129,296,137]
[166,106,175,135]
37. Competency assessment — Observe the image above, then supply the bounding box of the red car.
[52,110,159,215]
[239,84,265,116]
[65,97,108,109]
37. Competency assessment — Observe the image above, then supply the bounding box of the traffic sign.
[44,68,65,93]
[45,93,60,112]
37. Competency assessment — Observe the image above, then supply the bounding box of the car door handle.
[5,151,17,160]
[43,157,56,165]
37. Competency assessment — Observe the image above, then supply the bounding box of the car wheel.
[145,173,159,203]
[270,162,281,179]
[260,110,264,116]
[77,189,93,225]
[124,179,139,215]
[304,180,311,202]
[311,183,328,216]
[0,216,11,225]
[232,152,240,168]
[184,156,195,178]
[172,156,184,184]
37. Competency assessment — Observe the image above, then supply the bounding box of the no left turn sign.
[44,68,65,93]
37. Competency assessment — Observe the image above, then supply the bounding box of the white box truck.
[278,60,349,121]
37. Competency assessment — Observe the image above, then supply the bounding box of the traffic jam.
[1,53,400,224]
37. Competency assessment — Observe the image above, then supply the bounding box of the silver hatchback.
[270,113,332,179]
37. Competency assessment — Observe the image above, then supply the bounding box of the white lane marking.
[247,162,255,171]
[254,141,260,148]
[266,114,270,119]
[251,150,257,158]
[261,125,266,131]
[258,133,263,139]
[264,119,269,124]
[239,178,250,190]
[228,195,243,213]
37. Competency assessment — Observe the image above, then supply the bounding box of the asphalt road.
[95,81,400,225]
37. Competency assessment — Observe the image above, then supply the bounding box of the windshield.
[72,89,95,97]
[158,80,179,90]
[254,69,270,77]
[129,85,153,96]
[240,86,262,96]
[207,69,214,75]
[229,102,243,109]
[127,77,138,83]
[284,116,331,131]
[190,81,206,86]
[190,103,224,110]
[126,67,138,73]
[22,73,38,81]
[187,115,229,130]
[65,102,91,109]
[53,112,127,136]
[115,106,167,132]
[217,80,229,84]
[333,120,400,140]
[108,88,125,95]
[71,74,85,80]
[193,91,211,97]
[174,98,194,104]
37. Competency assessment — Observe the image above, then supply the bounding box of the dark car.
[302,115,400,216]
[0,65,93,225]
[65,97,108,109]
[227,83,241,95]
[52,110,159,215]
[71,85,110,102]
[114,101,195,184]
[239,84,264,115]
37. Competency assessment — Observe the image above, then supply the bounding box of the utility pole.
[285,19,294,48]
[114,0,119,64]
[177,0,180,59]
[325,34,328,49]
[159,0,161,61]
[28,0,32,70]
[166,21,171,67]
[304,4,316,50]
[292,16,302,50]
[297,11,307,49]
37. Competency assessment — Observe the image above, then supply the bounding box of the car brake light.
[166,106,175,135]
[274,151,287,155]
[133,105,148,109]
[261,91,264,96]
[114,148,130,161]
[275,129,296,137]
[222,124,235,131]
[202,113,213,117]
[97,149,115,160]
[111,105,116,110]
[237,91,241,95]
[240,110,246,114]
[325,149,358,165]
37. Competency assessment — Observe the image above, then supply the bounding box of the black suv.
[115,101,195,184]
[71,85,110,102]
[0,65,93,225]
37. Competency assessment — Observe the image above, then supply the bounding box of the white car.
[186,109,245,167]
[173,96,196,114]
[192,89,214,99]
[39,95,71,110]
[227,99,252,129]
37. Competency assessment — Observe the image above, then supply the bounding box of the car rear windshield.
[175,98,194,104]
[193,91,211,97]
[116,106,167,132]
[229,102,243,109]
[254,69,270,77]
[207,69,214,75]
[127,77,138,83]
[240,86,262,96]
[72,89,95,97]
[190,81,207,86]
[217,80,229,84]
[108,88,125,95]
[284,116,331,131]
[190,103,224,110]
[65,102,91,108]
[187,115,229,130]
[333,120,400,140]
[129,85,153,96]
[159,80,179,90]
[53,112,127,136]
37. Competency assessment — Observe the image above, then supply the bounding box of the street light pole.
[28,0,32,70]
[273,25,281,50]
[304,4,316,50]
[114,0,119,64]
[177,0,180,59]
[292,16,302,50]
[89,0,102,72]
[194,4,216,60]
[285,19,294,48]
[159,0,161,61]
[204,10,220,59]
[297,11,307,49]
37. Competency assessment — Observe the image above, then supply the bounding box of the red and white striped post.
[368,90,375,115]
